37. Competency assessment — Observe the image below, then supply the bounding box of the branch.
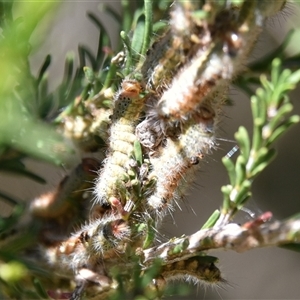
[143,216,300,265]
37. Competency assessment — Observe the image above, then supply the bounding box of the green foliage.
[0,1,78,165]
[218,58,300,224]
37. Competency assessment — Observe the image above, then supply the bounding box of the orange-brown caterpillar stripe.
[154,0,285,121]
[162,256,223,285]
[147,108,216,213]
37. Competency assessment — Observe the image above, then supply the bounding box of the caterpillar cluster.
[28,1,287,299]
[91,0,285,285]
[146,106,217,214]
[136,0,285,213]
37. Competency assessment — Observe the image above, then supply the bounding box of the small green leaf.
[102,62,117,90]
[63,53,75,86]
[250,148,276,177]
[221,185,232,211]
[250,95,260,121]
[234,126,250,161]
[143,219,155,249]
[268,117,300,145]
[251,149,276,177]
[87,12,111,69]
[121,0,132,33]
[120,31,133,75]
[287,69,300,84]
[201,210,220,229]
[140,0,153,58]
[32,277,50,299]
[233,180,251,206]
[235,155,246,186]
[78,45,97,70]
[140,259,162,288]
[270,58,281,86]
[222,156,236,185]
[266,103,293,134]
[133,140,143,166]
[253,88,267,123]
[83,66,95,83]
[37,54,51,85]
[153,20,168,33]
[0,261,27,282]
[131,14,145,60]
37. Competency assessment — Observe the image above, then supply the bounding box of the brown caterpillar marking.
[153,0,286,122]
[161,256,224,286]
[147,104,217,214]
[141,4,195,91]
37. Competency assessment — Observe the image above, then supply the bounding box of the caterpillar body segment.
[137,256,223,298]
[161,256,223,286]
[138,0,286,151]
[110,80,145,122]
[147,103,217,214]
[156,45,217,121]
[141,0,217,91]
[43,214,131,274]
[148,0,286,122]
[141,6,193,91]
[94,80,146,206]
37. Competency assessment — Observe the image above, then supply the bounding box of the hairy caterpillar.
[143,0,286,123]
[161,256,224,287]
[26,2,290,300]
[147,102,218,214]
[39,213,131,300]
[139,0,286,212]
[94,79,145,206]
[43,214,131,274]
[141,3,198,91]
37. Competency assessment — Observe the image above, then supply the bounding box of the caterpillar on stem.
[145,0,286,123]
[146,101,218,215]
[141,2,198,91]
[94,79,146,207]
[42,214,131,275]
[161,256,224,287]
[40,212,131,300]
